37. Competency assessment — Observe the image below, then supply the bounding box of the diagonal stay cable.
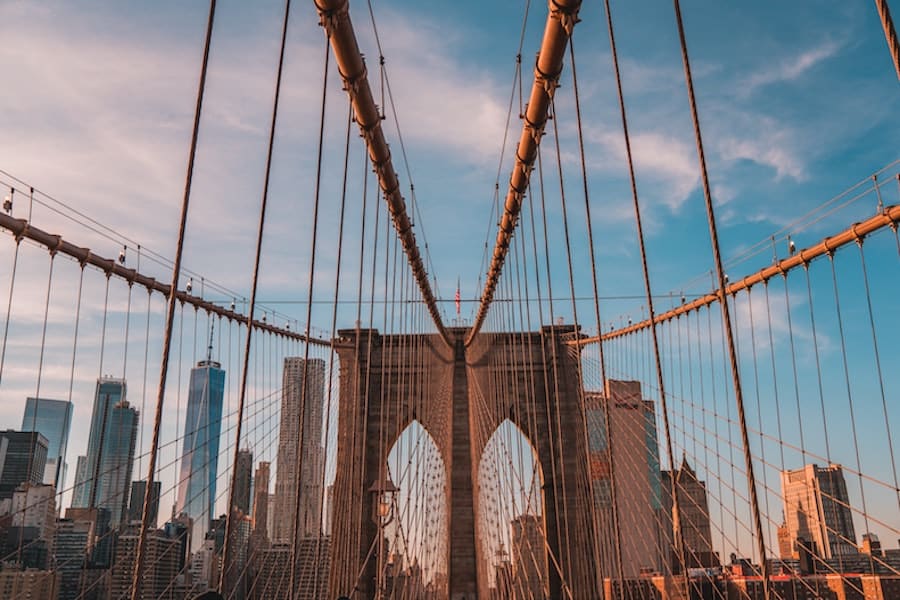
[131,1,217,596]
[671,0,770,594]
[219,0,292,591]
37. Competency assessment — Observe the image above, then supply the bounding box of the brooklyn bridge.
[0,0,898,599]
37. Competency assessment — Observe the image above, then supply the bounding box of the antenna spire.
[207,320,214,362]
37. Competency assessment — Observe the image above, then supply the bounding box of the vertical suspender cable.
[131,1,216,596]
[19,253,55,566]
[0,201,19,386]
[670,1,771,595]
[290,30,331,599]
[874,0,900,80]
[219,0,291,592]
[548,85,602,591]
[568,30,629,592]
[314,98,353,598]
[856,241,900,513]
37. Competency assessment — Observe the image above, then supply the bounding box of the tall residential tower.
[660,456,716,569]
[272,357,325,542]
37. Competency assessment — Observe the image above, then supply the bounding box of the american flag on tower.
[455,278,461,316]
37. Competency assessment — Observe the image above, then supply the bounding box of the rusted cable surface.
[466,0,582,346]
[0,212,324,345]
[600,0,690,583]
[672,0,769,591]
[131,2,217,597]
[875,0,900,80]
[313,0,449,346]
[572,203,900,346]
[219,0,293,592]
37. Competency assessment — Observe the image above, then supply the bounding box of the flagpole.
[455,276,461,325]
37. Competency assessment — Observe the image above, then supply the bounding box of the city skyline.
[0,361,897,597]
[0,369,896,555]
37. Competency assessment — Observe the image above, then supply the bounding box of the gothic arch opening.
[477,418,549,599]
[379,419,449,597]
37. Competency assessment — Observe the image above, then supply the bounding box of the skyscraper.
[109,524,181,600]
[584,379,664,577]
[234,449,253,516]
[71,455,87,507]
[11,483,57,546]
[252,461,270,540]
[64,506,113,568]
[55,518,93,600]
[0,430,48,500]
[781,463,857,560]
[273,357,325,542]
[267,493,277,539]
[128,479,162,526]
[21,397,73,491]
[175,357,226,552]
[71,378,139,528]
[660,456,716,569]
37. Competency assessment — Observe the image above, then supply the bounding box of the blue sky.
[0,0,898,564]
[1,0,896,312]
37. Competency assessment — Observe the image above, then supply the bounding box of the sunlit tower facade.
[781,463,857,560]
[584,379,664,578]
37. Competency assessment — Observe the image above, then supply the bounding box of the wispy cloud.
[744,40,841,92]
[578,125,698,214]
[717,129,806,182]
[359,8,508,165]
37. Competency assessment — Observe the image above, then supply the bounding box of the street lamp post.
[369,475,399,600]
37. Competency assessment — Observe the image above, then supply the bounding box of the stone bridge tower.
[328,326,598,599]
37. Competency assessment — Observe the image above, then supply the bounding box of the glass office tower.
[175,359,226,552]
[22,397,73,491]
[71,378,139,528]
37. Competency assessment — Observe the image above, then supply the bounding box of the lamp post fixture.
[369,474,399,600]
